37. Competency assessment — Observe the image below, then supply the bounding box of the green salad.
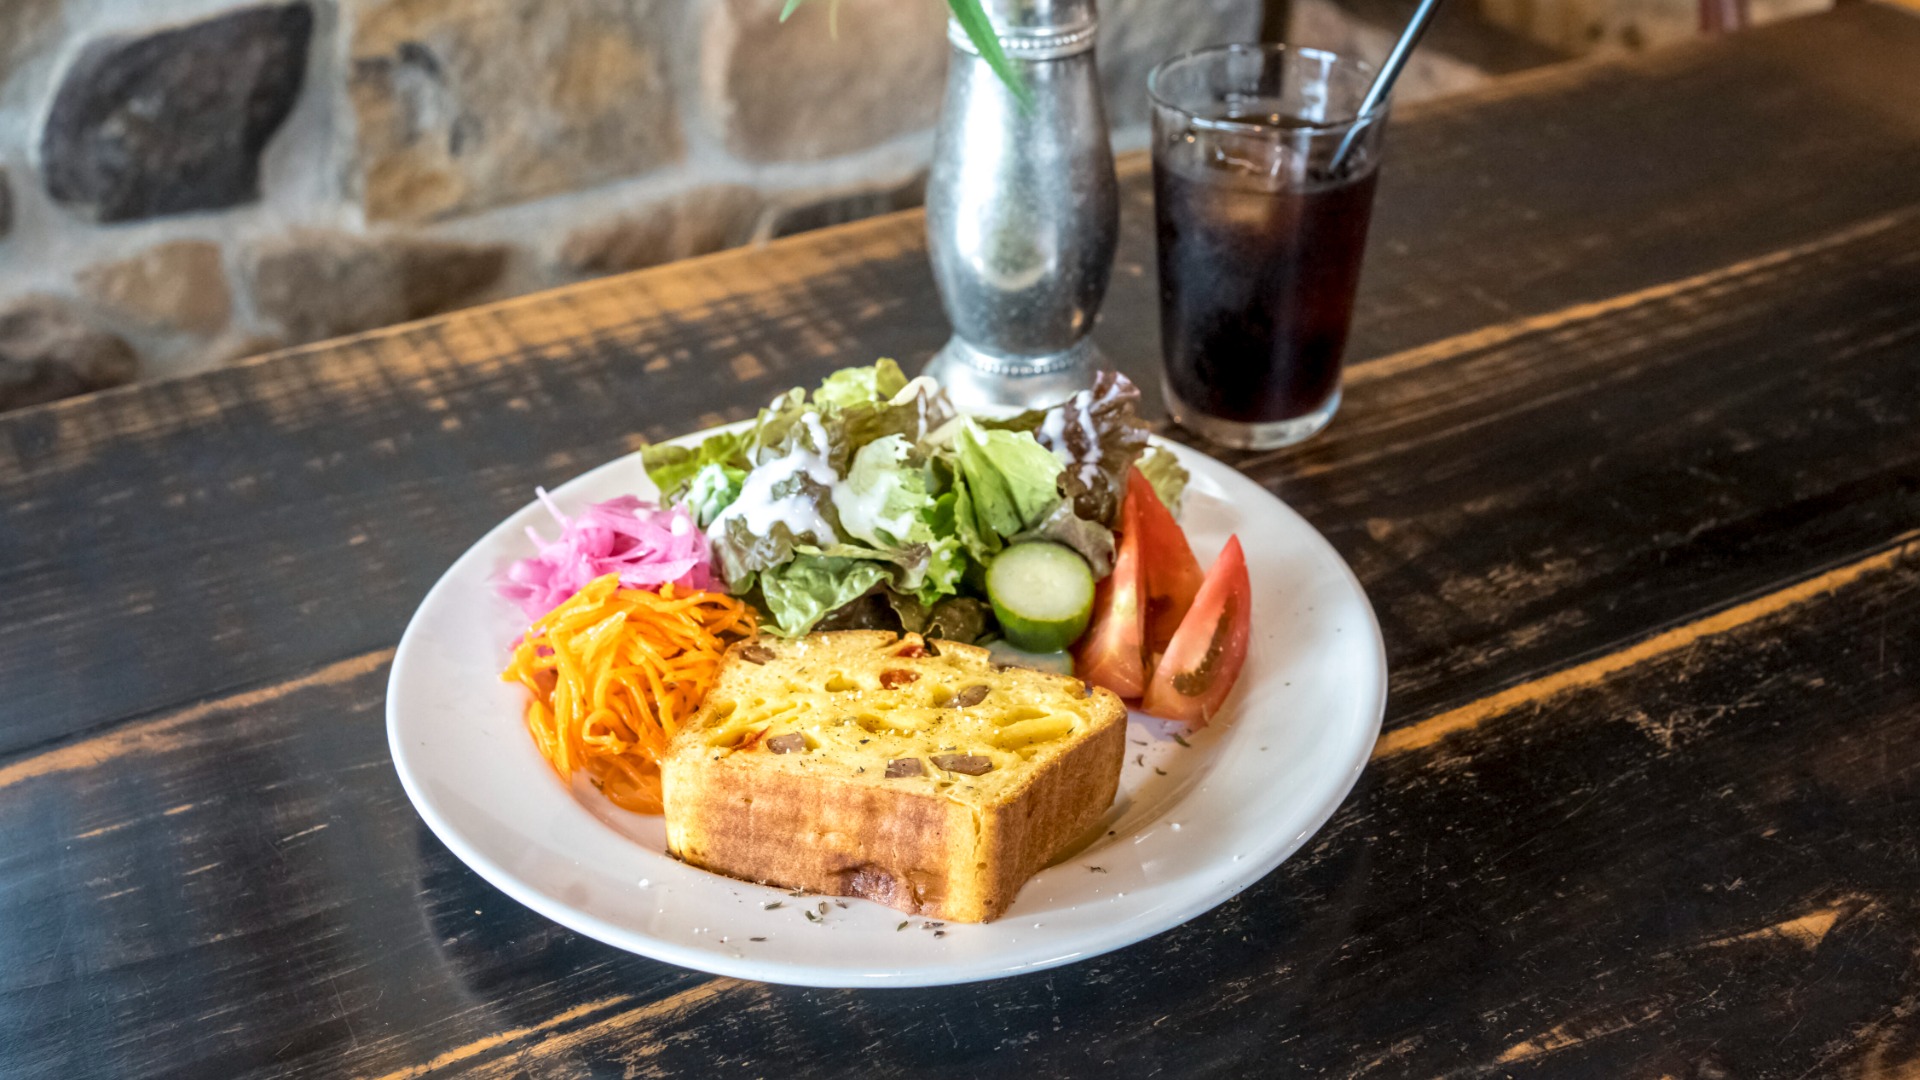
[641,360,1187,643]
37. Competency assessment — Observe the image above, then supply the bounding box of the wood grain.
[2,431,1914,1078]
[1376,528,1920,758]
[1270,202,1920,727]
[3,6,1920,1077]
[4,8,1920,758]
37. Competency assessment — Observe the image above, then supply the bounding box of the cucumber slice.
[986,541,1095,653]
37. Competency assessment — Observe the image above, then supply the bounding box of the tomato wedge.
[1127,468,1205,660]
[1074,490,1146,697]
[1140,536,1251,727]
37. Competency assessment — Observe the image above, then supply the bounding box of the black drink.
[1155,133,1378,424]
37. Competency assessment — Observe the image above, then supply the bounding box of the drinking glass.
[1149,44,1388,449]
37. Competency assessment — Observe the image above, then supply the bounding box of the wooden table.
[5,7,1920,1076]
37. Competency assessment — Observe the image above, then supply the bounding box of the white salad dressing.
[707,412,838,544]
[832,436,920,545]
[888,376,947,445]
[1038,406,1069,449]
[1038,385,1113,494]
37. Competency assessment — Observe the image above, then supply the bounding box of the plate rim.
[386,428,1386,988]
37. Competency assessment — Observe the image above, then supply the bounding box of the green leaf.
[951,419,1063,538]
[778,0,807,21]
[705,436,842,586]
[884,591,993,644]
[949,473,1001,564]
[812,358,908,411]
[832,434,929,548]
[809,587,993,644]
[978,373,1155,526]
[947,0,1031,108]
[1136,445,1190,517]
[1013,502,1115,579]
[744,387,813,466]
[683,462,746,528]
[759,555,892,636]
[1008,370,1152,526]
[838,381,953,456]
[641,428,750,505]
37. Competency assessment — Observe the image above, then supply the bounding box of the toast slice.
[661,631,1128,922]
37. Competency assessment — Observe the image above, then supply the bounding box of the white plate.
[387,426,1386,988]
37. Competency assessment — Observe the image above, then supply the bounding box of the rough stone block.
[40,4,314,223]
[211,335,291,367]
[1098,0,1263,128]
[1476,0,1829,56]
[349,0,683,223]
[0,297,138,413]
[0,0,61,85]
[766,171,928,240]
[703,0,947,163]
[1289,0,1491,101]
[245,231,509,345]
[77,241,233,336]
[557,186,765,277]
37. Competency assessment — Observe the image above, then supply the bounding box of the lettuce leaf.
[1036,372,1152,525]
[983,371,1151,526]
[648,360,950,507]
[833,435,929,548]
[812,358,909,411]
[884,591,993,643]
[753,362,952,474]
[951,419,1065,539]
[758,554,892,636]
[948,473,993,564]
[1136,445,1189,517]
[1013,502,1115,579]
[745,387,815,466]
[808,587,902,632]
[824,435,965,600]
[795,541,930,602]
[919,529,967,596]
[916,491,967,602]
[810,587,994,644]
[704,438,843,586]
[683,462,745,528]
[839,378,953,455]
[641,427,750,504]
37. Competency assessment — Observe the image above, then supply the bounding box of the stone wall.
[1475,0,1828,56]
[0,0,1264,409]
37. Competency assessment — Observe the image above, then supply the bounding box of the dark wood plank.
[0,651,706,1080]
[4,7,1920,755]
[1264,206,1920,726]
[5,10,1920,1078]
[5,136,1917,769]
[0,227,947,756]
[3,474,1914,1078]
[4,180,1918,1080]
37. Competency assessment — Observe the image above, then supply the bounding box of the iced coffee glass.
[1149,44,1387,449]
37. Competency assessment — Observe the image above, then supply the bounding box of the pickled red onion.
[495,490,717,619]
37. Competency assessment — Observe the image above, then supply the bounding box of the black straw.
[1328,0,1446,174]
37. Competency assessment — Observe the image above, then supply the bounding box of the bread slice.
[661,630,1127,922]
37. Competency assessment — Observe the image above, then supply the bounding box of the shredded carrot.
[501,572,756,813]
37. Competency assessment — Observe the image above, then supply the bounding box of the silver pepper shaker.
[922,0,1120,410]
